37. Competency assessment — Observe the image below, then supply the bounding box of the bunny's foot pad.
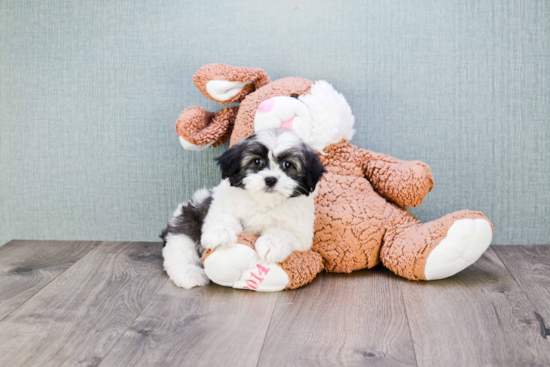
[203,243,289,292]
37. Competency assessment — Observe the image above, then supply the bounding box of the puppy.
[161,128,325,289]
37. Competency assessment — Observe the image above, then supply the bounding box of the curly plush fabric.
[312,141,426,272]
[229,77,313,146]
[359,150,434,208]
[175,106,238,147]
[278,250,324,289]
[235,233,258,249]
[193,64,271,104]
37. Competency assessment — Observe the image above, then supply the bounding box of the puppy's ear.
[303,145,326,194]
[214,142,246,179]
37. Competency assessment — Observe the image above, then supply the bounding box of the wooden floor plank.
[400,247,550,367]
[257,267,417,367]
[0,241,166,367]
[494,245,550,337]
[0,240,98,321]
[99,282,278,367]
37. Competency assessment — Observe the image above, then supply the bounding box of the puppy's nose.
[265,177,278,187]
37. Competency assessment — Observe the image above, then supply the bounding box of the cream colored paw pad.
[424,218,493,280]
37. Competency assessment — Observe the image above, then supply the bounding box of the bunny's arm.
[356,148,434,208]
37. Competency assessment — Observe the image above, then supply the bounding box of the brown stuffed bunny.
[175,63,493,291]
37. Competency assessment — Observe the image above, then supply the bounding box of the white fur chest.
[209,180,316,246]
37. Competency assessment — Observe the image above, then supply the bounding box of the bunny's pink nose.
[257,99,275,114]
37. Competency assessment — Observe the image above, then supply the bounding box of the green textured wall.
[1,0,549,245]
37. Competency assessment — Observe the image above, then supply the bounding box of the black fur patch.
[290,142,326,197]
[214,136,270,188]
[160,192,213,255]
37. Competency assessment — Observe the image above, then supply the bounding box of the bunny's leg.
[380,209,493,280]
[203,234,323,291]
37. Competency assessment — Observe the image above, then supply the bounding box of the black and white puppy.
[161,128,325,289]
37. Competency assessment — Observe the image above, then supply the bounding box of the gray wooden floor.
[0,241,549,367]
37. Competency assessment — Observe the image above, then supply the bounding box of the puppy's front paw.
[166,264,210,289]
[255,235,293,263]
[201,226,238,249]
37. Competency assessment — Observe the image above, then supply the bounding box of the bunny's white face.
[253,81,356,153]
[253,96,313,146]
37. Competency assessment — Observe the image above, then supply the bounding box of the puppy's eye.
[253,158,262,166]
[282,161,292,169]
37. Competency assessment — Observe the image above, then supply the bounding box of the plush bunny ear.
[193,64,270,104]
[175,106,239,150]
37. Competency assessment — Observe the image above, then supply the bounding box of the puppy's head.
[215,129,325,200]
